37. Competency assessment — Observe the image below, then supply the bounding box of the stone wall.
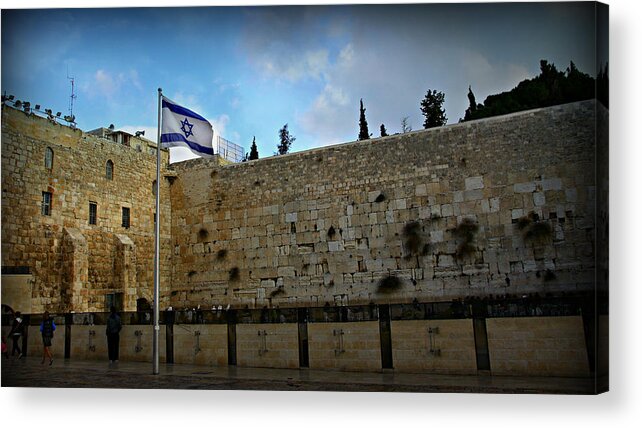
[1,106,173,312]
[170,101,597,309]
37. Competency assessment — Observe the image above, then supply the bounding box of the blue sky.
[2,2,601,162]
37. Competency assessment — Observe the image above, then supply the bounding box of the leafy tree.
[277,124,295,155]
[358,98,370,140]
[401,116,412,133]
[249,136,259,160]
[462,59,598,122]
[420,89,447,129]
[380,124,388,137]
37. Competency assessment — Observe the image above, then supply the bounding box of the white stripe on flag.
[160,96,214,158]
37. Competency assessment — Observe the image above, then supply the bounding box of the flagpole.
[153,88,162,375]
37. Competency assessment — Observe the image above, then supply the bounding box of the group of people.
[2,306,122,364]
[3,311,56,364]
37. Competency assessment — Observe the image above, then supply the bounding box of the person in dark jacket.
[9,311,24,358]
[106,306,122,363]
[40,311,56,365]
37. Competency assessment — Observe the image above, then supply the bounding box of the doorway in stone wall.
[136,298,151,312]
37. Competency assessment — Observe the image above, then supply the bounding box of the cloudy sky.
[2,2,600,162]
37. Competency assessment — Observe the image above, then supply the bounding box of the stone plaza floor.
[1,356,598,394]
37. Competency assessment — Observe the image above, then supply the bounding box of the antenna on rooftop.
[67,67,77,125]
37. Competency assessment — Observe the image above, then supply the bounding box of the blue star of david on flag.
[180,118,194,138]
[160,96,214,157]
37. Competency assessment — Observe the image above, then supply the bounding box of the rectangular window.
[89,202,97,225]
[122,207,130,228]
[41,191,52,216]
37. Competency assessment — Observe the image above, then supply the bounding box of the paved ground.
[1,356,597,394]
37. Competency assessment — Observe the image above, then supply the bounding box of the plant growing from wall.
[198,228,208,241]
[377,275,403,294]
[216,249,228,261]
[229,267,240,282]
[454,218,478,259]
[402,221,425,258]
[518,211,552,244]
[327,225,336,239]
[270,287,286,298]
[543,269,557,282]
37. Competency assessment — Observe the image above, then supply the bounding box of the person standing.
[106,306,122,363]
[40,311,56,365]
[9,311,24,359]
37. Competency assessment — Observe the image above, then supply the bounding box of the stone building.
[2,100,603,314]
[1,105,173,313]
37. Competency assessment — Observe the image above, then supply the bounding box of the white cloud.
[83,68,143,100]
[298,83,355,146]
[210,114,230,138]
[338,43,354,65]
[94,70,117,97]
[240,9,332,82]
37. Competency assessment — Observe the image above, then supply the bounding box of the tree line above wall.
[242,59,608,160]
[462,59,609,122]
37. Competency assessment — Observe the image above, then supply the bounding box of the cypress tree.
[358,98,370,140]
[249,136,259,160]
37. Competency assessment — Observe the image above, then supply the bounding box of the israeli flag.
[160,96,214,157]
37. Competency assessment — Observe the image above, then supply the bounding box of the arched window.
[45,147,54,169]
[106,160,114,180]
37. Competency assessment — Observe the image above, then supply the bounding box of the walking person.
[9,311,24,359]
[40,311,56,365]
[106,306,122,364]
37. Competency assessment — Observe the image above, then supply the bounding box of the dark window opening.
[122,207,130,228]
[106,160,114,180]
[41,191,52,216]
[89,202,97,225]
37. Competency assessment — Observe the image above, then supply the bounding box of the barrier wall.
[390,319,477,374]
[236,323,299,369]
[1,299,602,379]
[486,316,590,377]
[172,324,227,366]
[308,321,381,372]
[70,325,108,361]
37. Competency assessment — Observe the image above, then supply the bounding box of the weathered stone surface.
[2,101,599,311]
